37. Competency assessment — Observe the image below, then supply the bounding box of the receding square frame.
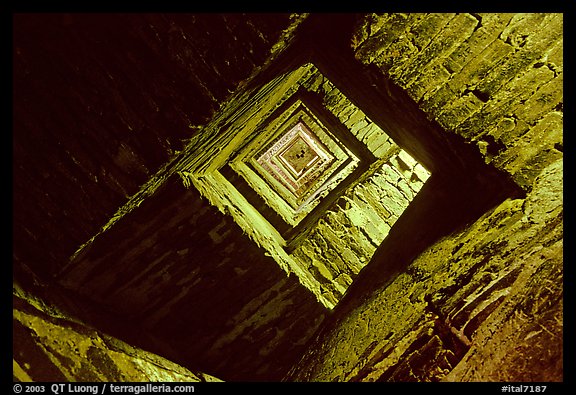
[250,101,358,202]
[223,90,372,244]
[277,132,320,179]
[257,120,335,198]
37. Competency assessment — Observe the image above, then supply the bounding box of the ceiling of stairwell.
[12,11,518,305]
[13,13,529,382]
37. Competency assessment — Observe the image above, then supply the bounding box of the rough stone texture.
[287,159,562,382]
[13,13,563,384]
[57,176,327,382]
[13,282,221,382]
[291,151,430,304]
[445,160,563,382]
[352,13,563,191]
[293,68,433,303]
[286,13,563,382]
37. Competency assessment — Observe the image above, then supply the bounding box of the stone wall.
[57,176,327,382]
[353,13,562,190]
[13,282,221,382]
[286,12,563,382]
[287,68,432,306]
[14,13,563,383]
[290,68,432,305]
[291,152,430,306]
[288,162,562,381]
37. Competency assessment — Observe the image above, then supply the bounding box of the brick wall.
[291,150,430,306]
[15,13,563,382]
[353,13,562,190]
[287,12,563,382]
[13,283,221,382]
[286,66,432,306]
[57,176,327,381]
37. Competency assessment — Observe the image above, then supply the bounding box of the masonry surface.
[13,13,563,383]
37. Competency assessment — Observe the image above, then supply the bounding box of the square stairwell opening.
[180,16,524,309]
[184,61,434,309]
